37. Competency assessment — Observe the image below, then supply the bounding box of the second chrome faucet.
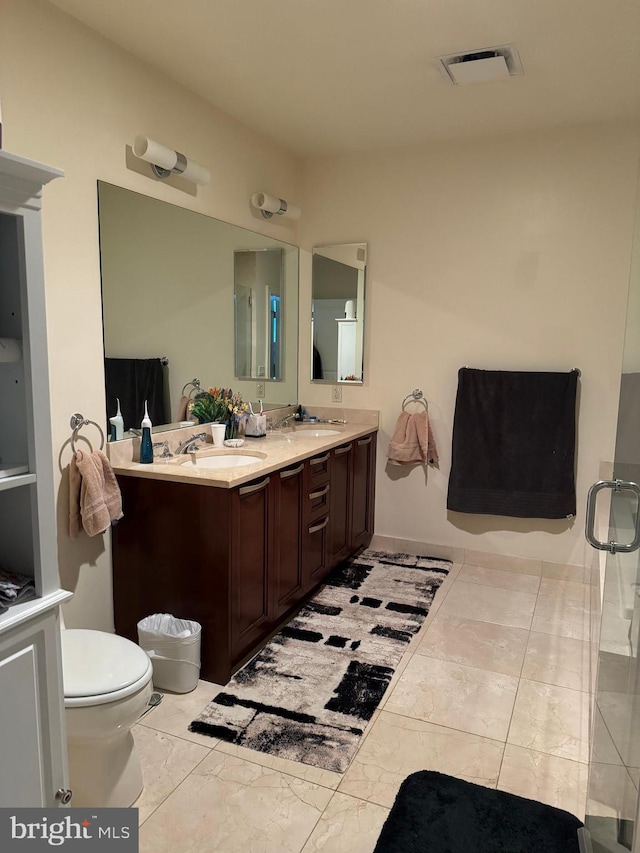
[174,432,208,455]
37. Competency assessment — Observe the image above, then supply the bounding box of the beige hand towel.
[70,449,124,537]
[387,411,438,466]
[68,453,82,538]
[176,395,190,421]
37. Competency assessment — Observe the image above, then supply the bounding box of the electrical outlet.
[256,381,265,397]
[331,385,342,403]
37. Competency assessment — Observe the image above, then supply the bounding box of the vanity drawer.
[307,450,330,485]
[307,481,330,520]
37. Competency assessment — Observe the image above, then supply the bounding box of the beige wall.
[0,0,301,630]
[299,124,640,566]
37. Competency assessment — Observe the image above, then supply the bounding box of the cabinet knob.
[55,788,73,804]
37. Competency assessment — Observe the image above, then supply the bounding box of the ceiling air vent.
[437,45,523,85]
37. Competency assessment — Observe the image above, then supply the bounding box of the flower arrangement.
[190,387,249,440]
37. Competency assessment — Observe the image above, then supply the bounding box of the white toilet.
[61,629,153,808]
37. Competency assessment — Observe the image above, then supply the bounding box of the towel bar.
[70,413,105,453]
[462,365,581,378]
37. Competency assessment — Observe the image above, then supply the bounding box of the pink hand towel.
[69,453,82,538]
[176,395,190,421]
[69,449,123,537]
[387,411,438,466]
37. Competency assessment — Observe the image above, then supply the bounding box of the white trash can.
[137,613,201,693]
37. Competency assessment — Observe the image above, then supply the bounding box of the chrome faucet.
[270,412,296,431]
[174,432,208,454]
[152,440,173,459]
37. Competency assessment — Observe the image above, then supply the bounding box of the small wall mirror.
[311,243,367,384]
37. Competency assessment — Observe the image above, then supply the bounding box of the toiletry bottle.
[109,398,124,441]
[139,401,153,464]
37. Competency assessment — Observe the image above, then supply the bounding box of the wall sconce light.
[251,192,301,220]
[132,136,211,186]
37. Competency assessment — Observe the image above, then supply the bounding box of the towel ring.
[402,389,428,412]
[181,378,202,398]
[70,413,105,453]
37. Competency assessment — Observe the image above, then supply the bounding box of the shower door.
[584,169,640,852]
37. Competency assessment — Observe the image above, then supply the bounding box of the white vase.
[211,423,226,447]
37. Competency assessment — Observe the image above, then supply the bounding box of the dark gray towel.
[447,368,578,519]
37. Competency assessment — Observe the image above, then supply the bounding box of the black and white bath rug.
[189,549,450,772]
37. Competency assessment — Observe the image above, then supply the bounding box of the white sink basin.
[180,454,262,469]
[291,428,341,437]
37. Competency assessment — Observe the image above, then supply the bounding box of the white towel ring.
[70,413,105,453]
[402,389,428,412]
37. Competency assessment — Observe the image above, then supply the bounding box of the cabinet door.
[230,476,272,662]
[329,442,353,568]
[351,433,376,549]
[273,463,305,619]
[0,609,69,807]
[303,514,330,586]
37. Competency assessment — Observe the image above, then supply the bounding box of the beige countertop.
[109,413,378,489]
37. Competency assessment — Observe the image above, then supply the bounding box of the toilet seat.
[62,629,153,707]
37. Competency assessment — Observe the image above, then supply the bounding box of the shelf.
[0,589,73,636]
[0,472,36,493]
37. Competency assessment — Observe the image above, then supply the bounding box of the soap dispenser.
[109,398,124,441]
[139,401,153,464]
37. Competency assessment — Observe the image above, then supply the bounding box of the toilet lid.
[62,629,152,699]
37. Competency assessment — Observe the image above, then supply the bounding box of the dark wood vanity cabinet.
[351,433,376,550]
[271,462,305,621]
[230,474,272,662]
[112,430,377,685]
[329,433,377,568]
[329,442,353,569]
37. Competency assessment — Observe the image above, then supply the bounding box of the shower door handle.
[585,479,640,553]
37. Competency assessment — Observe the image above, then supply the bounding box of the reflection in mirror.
[311,243,366,384]
[98,182,299,437]
[234,249,283,380]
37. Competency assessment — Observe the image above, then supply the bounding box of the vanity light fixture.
[132,136,211,185]
[251,192,301,221]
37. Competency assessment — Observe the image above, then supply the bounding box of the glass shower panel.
[586,488,640,851]
[585,160,640,853]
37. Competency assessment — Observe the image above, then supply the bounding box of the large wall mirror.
[98,182,299,435]
[311,243,366,384]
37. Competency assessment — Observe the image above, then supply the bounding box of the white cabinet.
[0,150,72,807]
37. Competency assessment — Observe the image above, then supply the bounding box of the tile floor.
[133,551,591,852]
